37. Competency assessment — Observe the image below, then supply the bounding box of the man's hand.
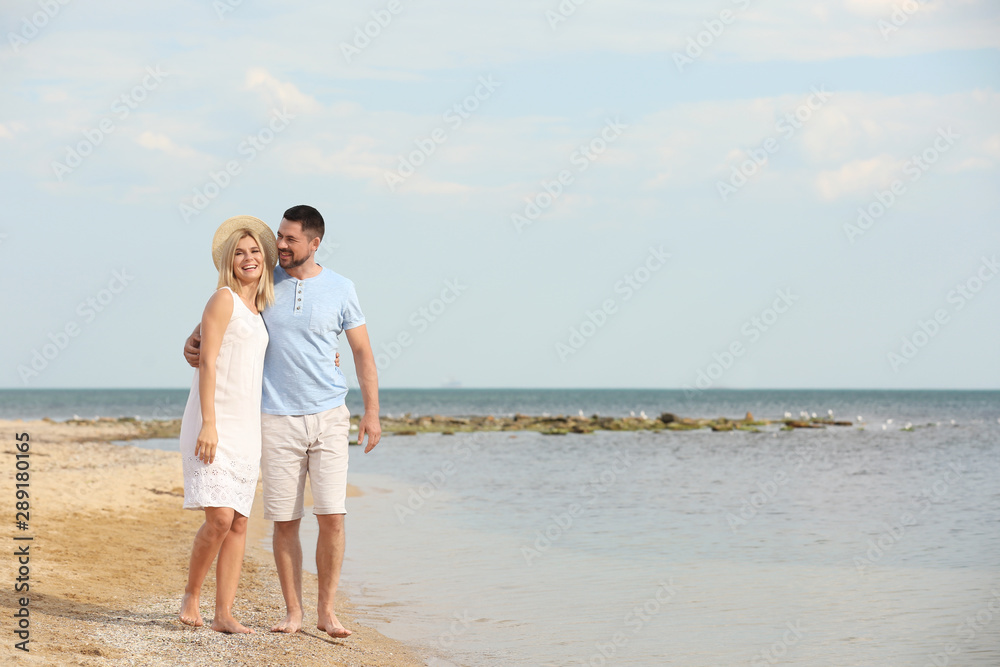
[183,325,201,368]
[357,412,381,453]
[183,323,339,368]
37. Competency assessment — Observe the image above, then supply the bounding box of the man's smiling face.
[275,219,319,269]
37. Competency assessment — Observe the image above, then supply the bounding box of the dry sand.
[0,419,425,666]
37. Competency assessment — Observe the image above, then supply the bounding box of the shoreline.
[36,410,860,440]
[0,419,425,666]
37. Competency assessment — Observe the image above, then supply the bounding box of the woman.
[178,216,276,633]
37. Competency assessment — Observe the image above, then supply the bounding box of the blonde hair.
[217,229,275,311]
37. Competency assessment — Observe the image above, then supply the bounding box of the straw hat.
[211,215,278,270]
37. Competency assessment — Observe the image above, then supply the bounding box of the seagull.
[882,424,887,430]
[578,410,584,418]
[800,411,809,419]
[828,409,834,417]
[811,412,817,419]
[857,415,864,422]
[904,422,913,430]
[630,411,636,417]
[950,419,956,425]
[639,410,648,420]
[887,419,893,425]
[784,412,792,419]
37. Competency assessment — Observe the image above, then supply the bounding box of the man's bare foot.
[317,611,352,639]
[211,615,254,634]
[271,610,303,633]
[179,592,204,627]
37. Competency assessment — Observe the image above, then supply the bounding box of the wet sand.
[0,419,424,666]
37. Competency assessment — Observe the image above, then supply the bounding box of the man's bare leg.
[271,518,304,633]
[315,513,352,638]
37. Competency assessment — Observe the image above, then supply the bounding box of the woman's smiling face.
[232,234,264,284]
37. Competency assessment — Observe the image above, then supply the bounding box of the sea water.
[289,392,1000,665]
[15,389,999,665]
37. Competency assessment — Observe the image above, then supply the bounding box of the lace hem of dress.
[182,451,259,515]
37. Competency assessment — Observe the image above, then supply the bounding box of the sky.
[2,0,999,390]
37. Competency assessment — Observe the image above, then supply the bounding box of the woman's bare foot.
[211,615,254,634]
[317,611,352,639]
[179,592,204,627]
[270,609,303,633]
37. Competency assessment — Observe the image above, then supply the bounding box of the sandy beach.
[0,419,424,666]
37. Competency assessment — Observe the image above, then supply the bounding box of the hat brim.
[212,216,279,271]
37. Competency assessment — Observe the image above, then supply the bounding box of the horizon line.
[3,387,999,392]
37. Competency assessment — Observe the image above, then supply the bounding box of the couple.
[176,205,380,637]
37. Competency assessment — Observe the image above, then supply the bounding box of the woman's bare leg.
[180,507,235,627]
[212,512,253,633]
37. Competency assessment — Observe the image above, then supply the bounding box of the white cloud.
[244,68,321,114]
[843,0,913,18]
[983,133,1000,158]
[284,139,390,181]
[136,131,201,160]
[815,154,900,200]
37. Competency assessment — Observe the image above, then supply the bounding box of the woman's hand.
[195,423,219,464]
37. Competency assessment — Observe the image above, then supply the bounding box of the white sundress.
[180,286,268,517]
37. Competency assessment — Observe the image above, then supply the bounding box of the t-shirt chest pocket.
[308,302,342,335]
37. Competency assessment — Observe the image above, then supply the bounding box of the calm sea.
[6,389,999,665]
[2,387,997,423]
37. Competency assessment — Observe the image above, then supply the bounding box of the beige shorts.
[260,404,351,521]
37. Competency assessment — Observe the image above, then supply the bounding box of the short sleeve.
[342,280,366,330]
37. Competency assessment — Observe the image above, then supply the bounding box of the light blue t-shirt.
[261,265,366,415]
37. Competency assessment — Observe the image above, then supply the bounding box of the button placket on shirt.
[295,281,304,313]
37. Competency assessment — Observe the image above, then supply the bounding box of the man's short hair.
[283,204,325,240]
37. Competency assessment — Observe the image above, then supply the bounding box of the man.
[184,204,380,638]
